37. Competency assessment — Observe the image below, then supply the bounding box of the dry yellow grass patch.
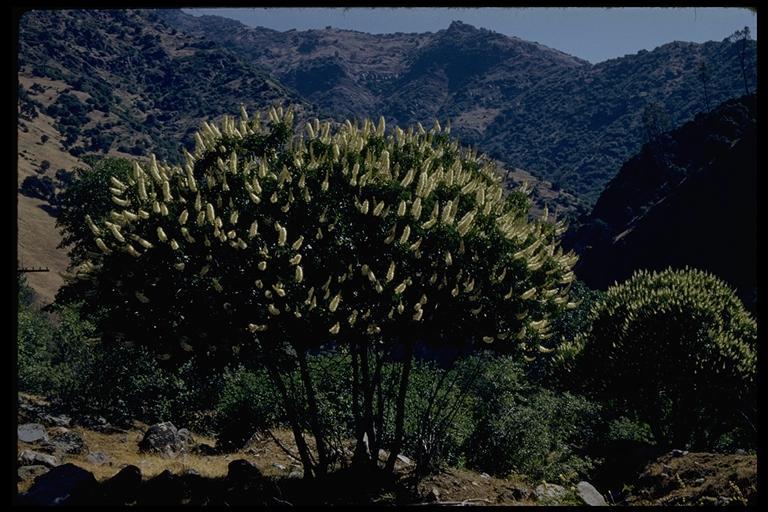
[18,421,305,494]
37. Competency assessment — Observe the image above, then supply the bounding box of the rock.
[18,465,49,482]
[193,443,218,456]
[177,428,195,448]
[138,422,184,454]
[18,450,60,468]
[33,441,58,454]
[480,472,491,479]
[139,470,187,506]
[735,449,747,455]
[426,487,441,502]
[396,454,413,465]
[78,415,109,430]
[670,449,688,457]
[18,423,48,443]
[50,429,87,454]
[19,463,98,506]
[535,483,567,502]
[577,481,608,506]
[502,485,531,501]
[18,396,49,423]
[86,452,109,465]
[288,470,303,479]
[100,465,141,505]
[43,414,71,427]
[271,463,286,471]
[228,459,263,481]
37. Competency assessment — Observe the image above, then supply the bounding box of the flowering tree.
[58,106,577,477]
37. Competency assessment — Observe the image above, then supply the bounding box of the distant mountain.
[17,9,307,302]
[159,10,756,205]
[15,9,757,303]
[18,9,308,164]
[566,94,756,310]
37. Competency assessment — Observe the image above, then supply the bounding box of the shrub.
[400,357,480,474]
[569,267,757,450]
[465,355,600,483]
[19,175,55,201]
[56,106,577,478]
[18,301,55,393]
[214,365,281,451]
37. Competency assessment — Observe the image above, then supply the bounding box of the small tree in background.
[56,105,577,478]
[560,267,757,451]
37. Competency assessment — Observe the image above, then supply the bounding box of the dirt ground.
[17,393,757,506]
[625,451,758,506]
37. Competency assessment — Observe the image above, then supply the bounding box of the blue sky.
[183,7,756,64]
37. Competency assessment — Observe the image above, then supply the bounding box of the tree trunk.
[385,339,414,473]
[360,343,379,467]
[351,341,368,464]
[296,350,330,476]
[264,357,316,479]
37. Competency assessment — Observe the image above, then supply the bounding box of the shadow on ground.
[16,460,423,506]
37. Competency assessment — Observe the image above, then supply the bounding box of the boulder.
[535,483,567,502]
[577,481,608,506]
[139,470,187,506]
[19,463,98,506]
[18,450,60,468]
[100,465,141,505]
[225,460,277,507]
[228,459,263,482]
[50,429,87,455]
[18,423,48,443]
[138,422,184,454]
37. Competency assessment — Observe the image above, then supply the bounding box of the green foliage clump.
[215,365,281,451]
[465,355,600,483]
[18,273,220,429]
[18,278,55,392]
[570,267,757,450]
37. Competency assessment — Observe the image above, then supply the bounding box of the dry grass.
[17,423,305,494]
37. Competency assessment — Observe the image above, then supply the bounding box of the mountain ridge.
[159,9,756,204]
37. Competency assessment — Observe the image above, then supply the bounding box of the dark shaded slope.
[568,95,756,309]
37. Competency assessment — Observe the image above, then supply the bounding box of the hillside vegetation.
[566,94,756,310]
[158,11,756,203]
